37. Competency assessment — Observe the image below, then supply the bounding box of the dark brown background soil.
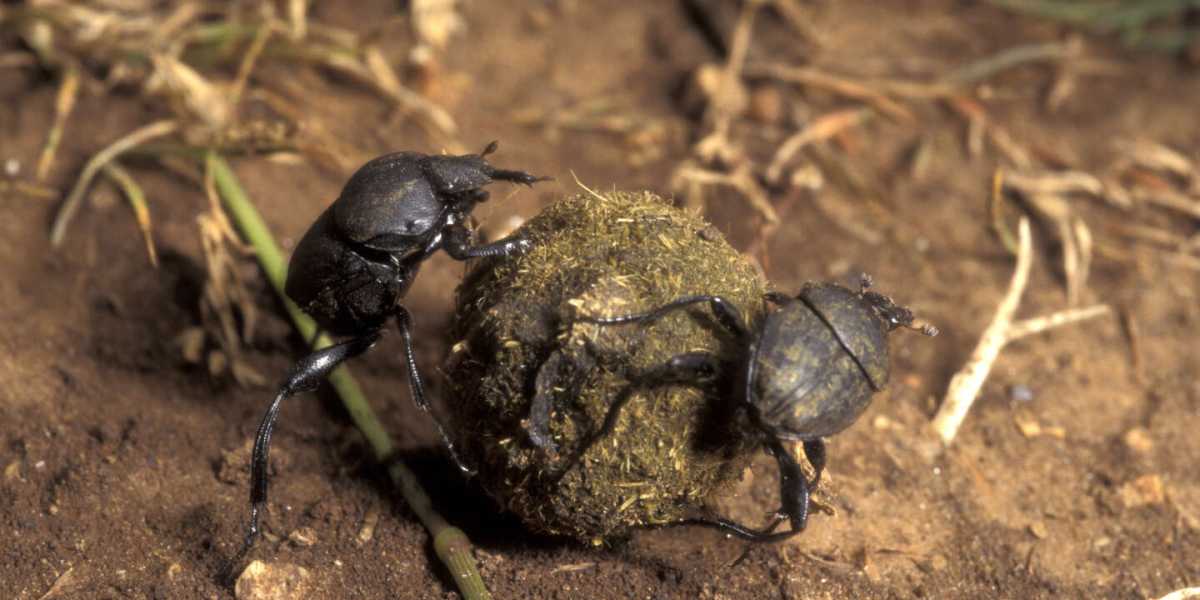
[2,1,1198,598]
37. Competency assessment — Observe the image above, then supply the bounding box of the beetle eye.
[404,219,418,233]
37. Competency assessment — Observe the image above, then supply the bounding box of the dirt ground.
[2,1,1199,598]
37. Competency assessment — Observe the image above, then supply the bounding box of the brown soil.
[2,1,1198,599]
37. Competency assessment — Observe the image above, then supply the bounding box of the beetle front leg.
[442,222,533,260]
[581,294,751,341]
[659,437,817,542]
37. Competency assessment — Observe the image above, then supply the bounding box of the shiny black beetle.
[233,142,547,564]
[566,275,935,541]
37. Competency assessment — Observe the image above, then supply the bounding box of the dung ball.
[444,190,767,542]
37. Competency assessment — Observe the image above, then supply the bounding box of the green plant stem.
[206,153,492,600]
[988,0,1200,51]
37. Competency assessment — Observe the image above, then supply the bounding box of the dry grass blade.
[691,0,762,165]
[286,0,308,40]
[36,565,77,600]
[1128,139,1196,181]
[947,97,1036,168]
[331,45,457,137]
[1006,304,1111,341]
[229,23,273,105]
[765,108,872,185]
[146,55,232,132]
[943,42,1073,87]
[1136,187,1200,220]
[671,162,778,224]
[35,61,80,181]
[101,161,157,268]
[1003,170,1106,196]
[766,0,820,44]
[989,169,1021,254]
[1003,171,1100,305]
[1045,35,1085,112]
[932,218,1033,446]
[744,63,915,122]
[0,180,59,199]
[194,159,263,386]
[50,119,179,247]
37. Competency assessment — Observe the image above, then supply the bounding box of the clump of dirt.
[445,190,765,542]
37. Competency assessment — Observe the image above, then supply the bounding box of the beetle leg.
[527,351,569,453]
[652,437,816,542]
[545,382,640,483]
[803,439,826,486]
[393,305,476,476]
[582,294,751,340]
[763,291,793,306]
[546,352,720,482]
[443,222,532,259]
[228,332,380,576]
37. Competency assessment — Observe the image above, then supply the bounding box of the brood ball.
[445,191,766,542]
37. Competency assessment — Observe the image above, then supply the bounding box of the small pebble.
[1028,521,1048,539]
[929,554,949,571]
[287,527,317,547]
[748,85,785,124]
[235,561,311,600]
[1009,384,1034,403]
[1122,427,1154,454]
[357,503,380,546]
[1118,474,1165,508]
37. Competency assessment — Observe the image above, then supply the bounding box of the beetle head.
[855,274,939,337]
[422,142,550,210]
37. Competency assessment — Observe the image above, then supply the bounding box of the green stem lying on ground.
[206,153,492,600]
[988,0,1200,51]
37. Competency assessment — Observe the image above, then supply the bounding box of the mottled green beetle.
[575,275,936,541]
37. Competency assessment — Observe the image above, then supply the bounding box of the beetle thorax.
[748,294,885,441]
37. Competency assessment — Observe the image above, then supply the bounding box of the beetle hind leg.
[226,332,380,578]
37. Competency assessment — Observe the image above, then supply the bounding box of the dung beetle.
[231,142,548,566]
[560,274,936,541]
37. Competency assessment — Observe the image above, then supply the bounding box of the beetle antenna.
[480,140,499,156]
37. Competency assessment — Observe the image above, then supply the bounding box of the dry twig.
[764,108,872,185]
[932,217,1113,445]
[1005,304,1110,342]
[931,218,1034,445]
[744,63,915,122]
[1154,588,1200,600]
